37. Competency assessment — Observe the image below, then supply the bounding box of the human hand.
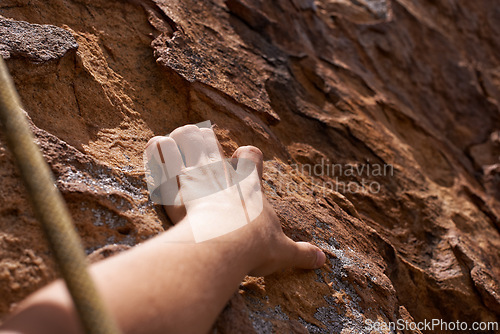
[145,124,326,275]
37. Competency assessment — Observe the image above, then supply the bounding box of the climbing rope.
[0,57,121,334]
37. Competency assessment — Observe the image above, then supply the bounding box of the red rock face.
[0,0,499,332]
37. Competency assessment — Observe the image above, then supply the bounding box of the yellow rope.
[0,57,121,334]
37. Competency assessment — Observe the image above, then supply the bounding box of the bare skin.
[0,125,326,334]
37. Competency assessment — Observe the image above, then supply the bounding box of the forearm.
[1,218,259,334]
[96,219,260,334]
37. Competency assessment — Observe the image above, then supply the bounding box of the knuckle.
[199,127,214,134]
[158,136,176,145]
[242,145,263,158]
[169,124,200,139]
[146,136,163,148]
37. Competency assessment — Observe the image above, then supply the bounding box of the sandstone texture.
[0,0,499,333]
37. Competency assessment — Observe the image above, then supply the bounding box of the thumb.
[288,241,326,269]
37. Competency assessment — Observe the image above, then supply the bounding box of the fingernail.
[315,249,326,267]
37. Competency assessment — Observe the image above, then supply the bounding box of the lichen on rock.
[0,16,78,62]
